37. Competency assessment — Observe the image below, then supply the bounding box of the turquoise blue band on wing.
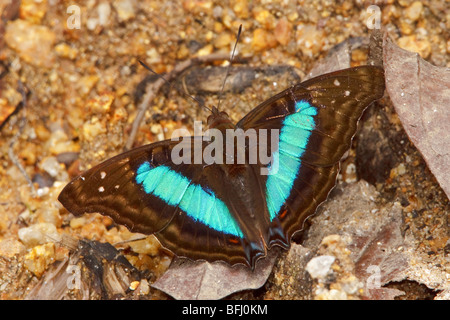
[266,100,317,221]
[136,162,244,238]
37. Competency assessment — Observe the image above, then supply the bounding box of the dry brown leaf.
[152,249,278,300]
[383,36,450,199]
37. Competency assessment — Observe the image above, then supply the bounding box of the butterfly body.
[59,66,385,268]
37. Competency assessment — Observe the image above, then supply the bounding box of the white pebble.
[18,223,61,247]
[305,255,336,279]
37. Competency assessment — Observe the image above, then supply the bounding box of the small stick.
[8,81,36,195]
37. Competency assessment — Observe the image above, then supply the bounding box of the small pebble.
[82,117,107,142]
[274,18,292,46]
[56,152,79,167]
[77,75,99,97]
[252,28,277,51]
[0,239,26,258]
[32,172,55,188]
[86,92,115,114]
[98,2,112,25]
[137,279,150,295]
[23,243,56,277]
[212,5,223,19]
[196,44,214,56]
[39,156,61,178]
[253,8,276,29]
[4,19,56,68]
[397,35,431,58]
[214,32,233,49]
[113,0,136,22]
[46,129,80,155]
[70,216,87,229]
[305,255,336,279]
[35,205,62,227]
[405,1,423,22]
[129,281,140,291]
[398,19,415,35]
[296,24,324,57]
[18,222,61,247]
[128,236,161,256]
[54,43,78,60]
[232,0,249,19]
[34,123,51,142]
[87,2,111,30]
[19,0,47,24]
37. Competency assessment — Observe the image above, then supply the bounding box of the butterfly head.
[207,106,235,131]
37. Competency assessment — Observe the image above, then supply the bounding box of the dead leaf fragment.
[152,249,279,300]
[383,36,450,199]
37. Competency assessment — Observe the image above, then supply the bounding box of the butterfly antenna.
[216,24,242,111]
[138,60,212,113]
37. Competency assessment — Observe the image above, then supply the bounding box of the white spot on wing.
[98,186,105,192]
[100,171,106,179]
[334,79,340,86]
[344,90,350,96]
[114,185,120,189]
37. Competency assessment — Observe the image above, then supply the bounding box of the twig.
[125,52,232,151]
[8,81,36,195]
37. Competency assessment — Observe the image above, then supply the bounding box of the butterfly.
[58,65,385,269]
